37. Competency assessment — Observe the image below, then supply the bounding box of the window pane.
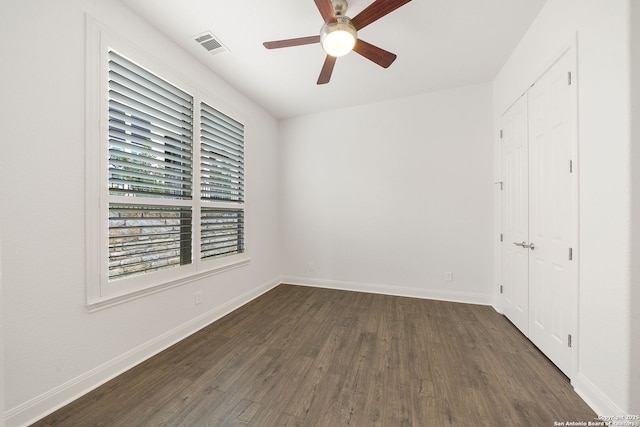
[108,51,194,200]
[201,208,244,260]
[109,204,192,281]
[200,102,244,203]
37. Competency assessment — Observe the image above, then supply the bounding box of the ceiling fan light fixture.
[263,0,412,84]
[320,18,357,57]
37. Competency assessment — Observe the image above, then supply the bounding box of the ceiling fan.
[263,0,412,85]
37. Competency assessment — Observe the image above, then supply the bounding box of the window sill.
[87,257,251,313]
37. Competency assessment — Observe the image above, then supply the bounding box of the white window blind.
[200,208,244,260]
[200,102,245,261]
[108,51,193,200]
[108,204,192,280]
[200,102,245,203]
[107,51,194,281]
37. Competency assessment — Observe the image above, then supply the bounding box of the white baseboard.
[573,372,627,417]
[5,277,281,427]
[280,276,492,306]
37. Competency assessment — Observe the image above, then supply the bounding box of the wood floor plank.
[32,285,596,426]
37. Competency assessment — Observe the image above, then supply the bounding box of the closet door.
[500,47,576,378]
[527,49,576,378]
[500,94,530,335]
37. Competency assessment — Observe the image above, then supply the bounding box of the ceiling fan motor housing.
[332,0,349,16]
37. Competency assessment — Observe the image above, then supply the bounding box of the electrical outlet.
[308,261,315,271]
[195,291,203,305]
[445,272,453,282]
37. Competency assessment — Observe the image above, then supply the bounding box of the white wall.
[280,84,494,304]
[0,0,281,425]
[630,0,640,414]
[1,234,5,426]
[493,0,636,415]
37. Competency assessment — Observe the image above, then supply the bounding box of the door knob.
[513,241,535,250]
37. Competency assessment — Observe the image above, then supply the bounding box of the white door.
[500,94,529,335]
[500,48,577,378]
[527,49,576,377]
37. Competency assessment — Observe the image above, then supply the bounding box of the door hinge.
[499,129,503,139]
[500,233,503,242]
[569,247,573,260]
[569,160,573,173]
[568,334,572,348]
[568,71,572,85]
[500,285,504,294]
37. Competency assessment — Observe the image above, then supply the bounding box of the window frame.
[86,21,249,311]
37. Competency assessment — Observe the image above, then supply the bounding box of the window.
[87,38,248,309]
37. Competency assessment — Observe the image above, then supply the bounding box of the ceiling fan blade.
[317,55,337,85]
[353,39,397,68]
[263,35,321,49]
[314,0,337,24]
[351,0,412,30]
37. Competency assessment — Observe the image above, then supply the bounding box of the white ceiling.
[118,0,547,119]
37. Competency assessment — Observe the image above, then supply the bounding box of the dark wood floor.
[33,284,595,426]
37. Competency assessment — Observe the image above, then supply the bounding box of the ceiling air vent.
[194,31,229,55]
